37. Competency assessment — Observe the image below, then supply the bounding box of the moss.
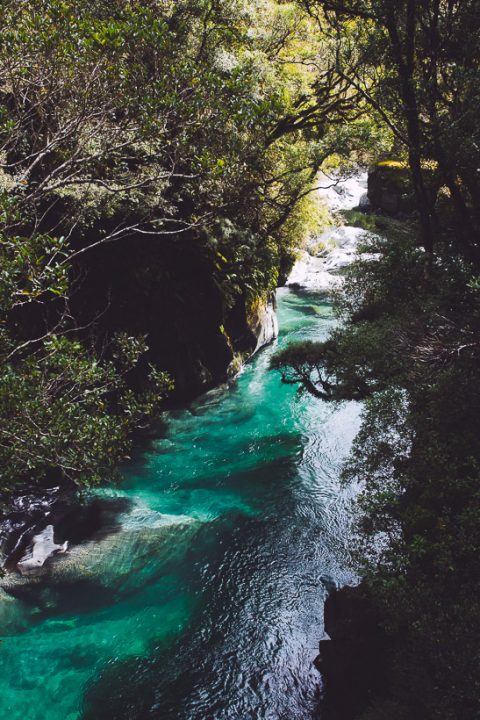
[227,352,244,377]
[309,240,330,257]
[374,161,410,189]
[376,160,407,170]
[245,294,268,327]
[421,159,439,171]
[340,210,385,233]
[340,210,413,237]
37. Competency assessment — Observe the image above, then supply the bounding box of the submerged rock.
[17,525,68,577]
[0,484,76,571]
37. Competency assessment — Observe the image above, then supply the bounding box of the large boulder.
[316,584,390,719]
[368,160,441,217]
[17,525,68,576]
[368,161,416,216]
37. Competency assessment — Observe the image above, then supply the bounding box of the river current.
[0,178,366,720]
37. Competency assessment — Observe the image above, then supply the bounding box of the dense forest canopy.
[0,0,340,488]
[300,0,480,262]
[0,0,392,489]
[1,1,480,718]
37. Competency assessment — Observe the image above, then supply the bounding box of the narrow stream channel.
[0,179,366,720]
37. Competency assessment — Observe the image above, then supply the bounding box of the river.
[0,177,366,720]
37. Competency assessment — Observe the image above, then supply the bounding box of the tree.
[301,0,480,265]
[272,225,480,717]
[270,7,480,703]
[0,0,371,492]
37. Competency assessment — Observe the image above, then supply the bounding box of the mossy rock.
[376,160,408,170]
[368,161,415,216]
[368,160,440,217]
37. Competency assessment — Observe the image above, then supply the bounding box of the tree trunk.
[385,1,437,263]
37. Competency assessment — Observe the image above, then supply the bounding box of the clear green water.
[0,288,360,720]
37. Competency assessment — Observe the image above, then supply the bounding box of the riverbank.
[0,171,370,579]
[0,172,372,720]
[0,286,362,720]
[0,286,280,578]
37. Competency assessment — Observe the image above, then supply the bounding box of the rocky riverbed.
[287,172,376,293]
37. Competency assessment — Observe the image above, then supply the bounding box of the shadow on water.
[81,450,348,720]
[0,289,360,720]
[81,518,321,720]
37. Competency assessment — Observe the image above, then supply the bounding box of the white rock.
[252,297,279,353]
[17,525,68,577]
[287,251,342,292]
[287,171,379,292]
[318,171,368,211]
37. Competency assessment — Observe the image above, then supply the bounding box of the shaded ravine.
[0,176,369,720]
[0,291,361,720]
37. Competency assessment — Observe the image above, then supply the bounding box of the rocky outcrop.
[17,525,68,576]
[68,233,279,400]
[224,292,278,362]
[316,584,390,720]
[250,295,279,354]
[0,483,74,571]
[368,160,440,217]
[0,484,132,574]
[368,161,415,215]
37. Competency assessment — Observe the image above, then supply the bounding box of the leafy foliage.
[0,0,345,300]
[272,3,480,714]
[0,335,173,491]
[303,0,480,264]
[273,235,480,717]
[0,0,381,492]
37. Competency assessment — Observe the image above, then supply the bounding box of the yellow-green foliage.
[376,160,407,170]
[280,188,332,249]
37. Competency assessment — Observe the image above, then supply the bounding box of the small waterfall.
[287,171,379,293]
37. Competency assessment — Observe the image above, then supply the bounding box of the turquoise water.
[0,288,360,720]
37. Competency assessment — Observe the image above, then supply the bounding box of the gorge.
[0,177,365,720]
[2,2,480,718]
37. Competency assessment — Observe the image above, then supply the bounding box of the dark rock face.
[316,584,390,720]
[0,484,131,572]
[70,233,230,398]
[368,162,416,216]
[71,233,276,399]
[368,161,441,218]
[0,483,75,571]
